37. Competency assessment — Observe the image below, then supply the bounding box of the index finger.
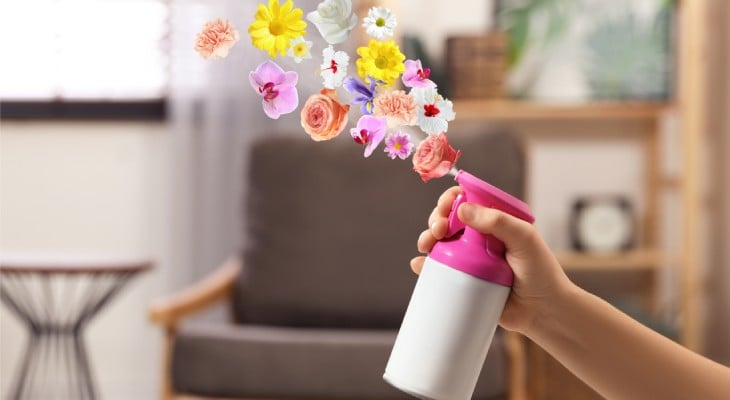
[428,186,462,227]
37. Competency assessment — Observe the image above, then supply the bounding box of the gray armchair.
[150,130,529,400]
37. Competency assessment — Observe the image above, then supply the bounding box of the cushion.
[171,324,509,399]
[234,130,526,328]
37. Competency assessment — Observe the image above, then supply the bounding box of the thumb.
[457,203,534,250]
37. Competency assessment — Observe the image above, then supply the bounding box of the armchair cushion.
[234,130,526,329]
[171,323,509,399]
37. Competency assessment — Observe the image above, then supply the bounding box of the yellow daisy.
[356,39,405,87]
[248,0,307,58]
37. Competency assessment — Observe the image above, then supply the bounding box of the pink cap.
[429,170,534,287]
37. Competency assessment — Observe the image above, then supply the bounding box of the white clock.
[571,197,634,253]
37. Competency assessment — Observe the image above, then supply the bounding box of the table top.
[0,253,153,274]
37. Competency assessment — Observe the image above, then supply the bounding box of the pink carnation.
[194,18,241,60]
[373,90,417,128]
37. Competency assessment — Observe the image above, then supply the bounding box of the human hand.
[410,187,574,335]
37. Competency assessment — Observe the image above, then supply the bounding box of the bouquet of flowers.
[194,0,461,182]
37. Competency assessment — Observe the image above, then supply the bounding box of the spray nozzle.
[429,170,534,287]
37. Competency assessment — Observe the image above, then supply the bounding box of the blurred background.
[1,0,728,399]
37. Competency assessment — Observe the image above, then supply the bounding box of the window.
[0,0,168,119]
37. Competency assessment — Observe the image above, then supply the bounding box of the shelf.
[453,100,672,122]
[557,249,675,271]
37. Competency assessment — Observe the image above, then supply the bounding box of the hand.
[411,187,574,335]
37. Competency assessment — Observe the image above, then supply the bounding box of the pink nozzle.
[429,170,534,287]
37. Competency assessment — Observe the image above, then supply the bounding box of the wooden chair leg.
[161,325,178,400]
[505,331,528,400]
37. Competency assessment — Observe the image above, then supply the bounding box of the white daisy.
[320,45,349,89]
[286,37,313,63]
[411,87,456,135]
[363,7,397,40]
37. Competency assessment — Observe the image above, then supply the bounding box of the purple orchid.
[249,60,298,119]
[402,59,436,89]
[343,75,383,115]
[350,115,387,157]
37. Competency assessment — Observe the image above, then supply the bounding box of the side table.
[0,254,153,400]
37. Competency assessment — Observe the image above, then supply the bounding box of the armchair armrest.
[149,257,241,327]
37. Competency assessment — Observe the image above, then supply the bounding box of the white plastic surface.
[384,257,510,400]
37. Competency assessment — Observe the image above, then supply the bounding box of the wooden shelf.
[453,100,672,121]
[557,249,676,271]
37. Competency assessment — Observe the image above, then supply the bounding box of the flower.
[343,76,382,115]
[301,89,350,141]
[356,39,405,87]
[373,90,416,128]
[384,132,414,160]
[249,61,299,119]
[307,0,358,44]
[402,59,435,88]
[320,46,349,89]
[412,87,455,134]
[287,36,312,63]
[412,133,461,182]
[194,19,241,60]
[362,7,397,40]
[248,0,307,58]
[350,115,387,157]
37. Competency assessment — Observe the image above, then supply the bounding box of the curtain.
[167,0,332,287]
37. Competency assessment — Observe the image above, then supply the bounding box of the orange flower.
[194,19,240,60]
[373,90,416,128]
[300,89,350,141]
[412,133,461,182]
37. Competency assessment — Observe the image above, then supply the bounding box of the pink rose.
[412,133,461,182]
[194,19,240,60]
[301,89,350,141]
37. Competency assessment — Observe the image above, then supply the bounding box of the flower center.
[294,44,306,57]
[375,56,388,69]
[259,82,278,102]
[269,19,285,36]
[354,129,371,145]
[376,17,386,27]
[424,104,440,117]
[417,68,431,80]
[394,141,402,150]
[329,59,338,73]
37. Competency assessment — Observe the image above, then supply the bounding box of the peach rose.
[373,90,417,128]
[412,133,461,182]
[301,89,350,141]
[194,19,240,60]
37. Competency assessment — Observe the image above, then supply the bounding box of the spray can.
[384,170,534,400]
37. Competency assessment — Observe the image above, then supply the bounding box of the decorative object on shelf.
[496,0,674,101]
[570,195,635,253]
[446,33,507,99]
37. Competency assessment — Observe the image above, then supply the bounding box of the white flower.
[412,87,456,134]
[363,7,396,40]
[320,45,349,88]
[286,37,313,63]
[307,0,358,45]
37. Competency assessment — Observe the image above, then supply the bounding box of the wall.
[0,121,171,400]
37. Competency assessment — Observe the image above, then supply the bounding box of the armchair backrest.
[233,129,526,329]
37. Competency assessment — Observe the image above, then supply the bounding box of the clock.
[570,196,635,253]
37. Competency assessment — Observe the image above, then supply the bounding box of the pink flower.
[384,132,414,160]
[194,18,241,60]
[301,89,350,141]
[402,59,436,88]
[412,133,461,182]
[249,61,299,119]
[373,90,417,128]
[350,115,387,157]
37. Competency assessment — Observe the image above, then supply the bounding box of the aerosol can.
[384,170,534,400]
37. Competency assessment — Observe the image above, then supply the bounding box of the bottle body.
[383,256,510,400]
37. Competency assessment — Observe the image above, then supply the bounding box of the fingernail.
[460,203,475,221]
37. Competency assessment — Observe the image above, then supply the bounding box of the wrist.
[523,278,582,342]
